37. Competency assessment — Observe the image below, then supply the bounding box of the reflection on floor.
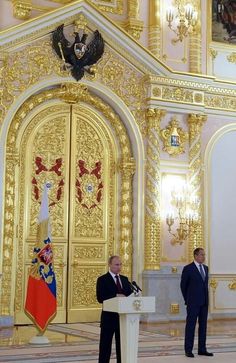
[1,320,236,362]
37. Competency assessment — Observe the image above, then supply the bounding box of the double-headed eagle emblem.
[52,24,104,81]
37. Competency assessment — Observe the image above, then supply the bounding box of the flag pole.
[25,183,56,345]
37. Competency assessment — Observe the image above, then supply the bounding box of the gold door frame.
[1,83,135,317]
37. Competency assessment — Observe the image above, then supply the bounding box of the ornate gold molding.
[187,113,207,260]
[1,83,134,314]
[0,35,145,137]
[144,108,166,270]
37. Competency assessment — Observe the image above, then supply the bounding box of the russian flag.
[25,184,57,332]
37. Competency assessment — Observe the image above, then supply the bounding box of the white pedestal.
[103,296,155,363]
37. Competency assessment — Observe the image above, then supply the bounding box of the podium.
[103,296,155,363]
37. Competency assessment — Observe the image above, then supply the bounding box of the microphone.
[132,281,142,292]
[129,281,138,293]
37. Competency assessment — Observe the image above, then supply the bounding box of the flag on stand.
[25,183,57,332]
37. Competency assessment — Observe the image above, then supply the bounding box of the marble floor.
[0,320,236,362]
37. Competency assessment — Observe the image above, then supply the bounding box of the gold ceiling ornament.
[160,117,188,156]
[166,0,198,44]
[12,0,32,20]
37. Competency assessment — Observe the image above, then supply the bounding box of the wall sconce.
[166,184,199,245]
[166,0,198,44]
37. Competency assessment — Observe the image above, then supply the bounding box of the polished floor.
[0,320,236,362]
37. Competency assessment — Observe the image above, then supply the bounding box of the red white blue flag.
[25,184,57,332]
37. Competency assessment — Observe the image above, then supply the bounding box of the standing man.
[180,247,214,358]
[96,255,132,363]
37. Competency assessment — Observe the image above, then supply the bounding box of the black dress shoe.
[198,351,214,356]
[185,352,194,357]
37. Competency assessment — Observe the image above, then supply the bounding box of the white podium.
[103,296,155,363]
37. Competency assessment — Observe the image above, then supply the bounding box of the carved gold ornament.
[228,279,236,290]
[160,117,188,156]
[12,0,32,20]
[227,53,236,64]
[209,279,218,291]
[170,303,179,314]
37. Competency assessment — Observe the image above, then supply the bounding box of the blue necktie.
[199,264,205,281]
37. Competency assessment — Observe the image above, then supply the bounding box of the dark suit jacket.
[180,262,209,307]
[96,272,132,304]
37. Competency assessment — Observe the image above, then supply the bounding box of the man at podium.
[96,255,133,363]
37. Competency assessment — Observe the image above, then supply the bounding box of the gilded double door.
[14,103,117,324]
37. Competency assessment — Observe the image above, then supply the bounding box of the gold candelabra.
[166,0,198,44]
[166,186,199,245]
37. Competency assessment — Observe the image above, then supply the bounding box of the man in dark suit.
[96,255,133,363]
[180,247,214,358]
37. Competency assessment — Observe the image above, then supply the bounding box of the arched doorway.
[1,84,135,323]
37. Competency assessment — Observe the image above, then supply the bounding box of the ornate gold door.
[14,102,117,324]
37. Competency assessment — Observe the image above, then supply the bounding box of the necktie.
[115,275,123,293]
[199,264,205,281]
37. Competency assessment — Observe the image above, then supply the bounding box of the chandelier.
[166,0,198,44]
[166,185,199,245]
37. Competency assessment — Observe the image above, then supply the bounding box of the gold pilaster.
[148,0,161,58]
[118,159,136,278]
[144,108,166,270]
[124,0,144,40]
[187,113,207,260]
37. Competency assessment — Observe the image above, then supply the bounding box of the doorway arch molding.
[0,82,144,316]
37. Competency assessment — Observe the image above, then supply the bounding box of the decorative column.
[124,0,144,41]
[188,114,207,260]
[148,0,161,58]
[119,159,136,279]
[189,0,202,73]
[144,108,166,270]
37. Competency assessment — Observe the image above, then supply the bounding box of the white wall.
[209,129,236,274]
